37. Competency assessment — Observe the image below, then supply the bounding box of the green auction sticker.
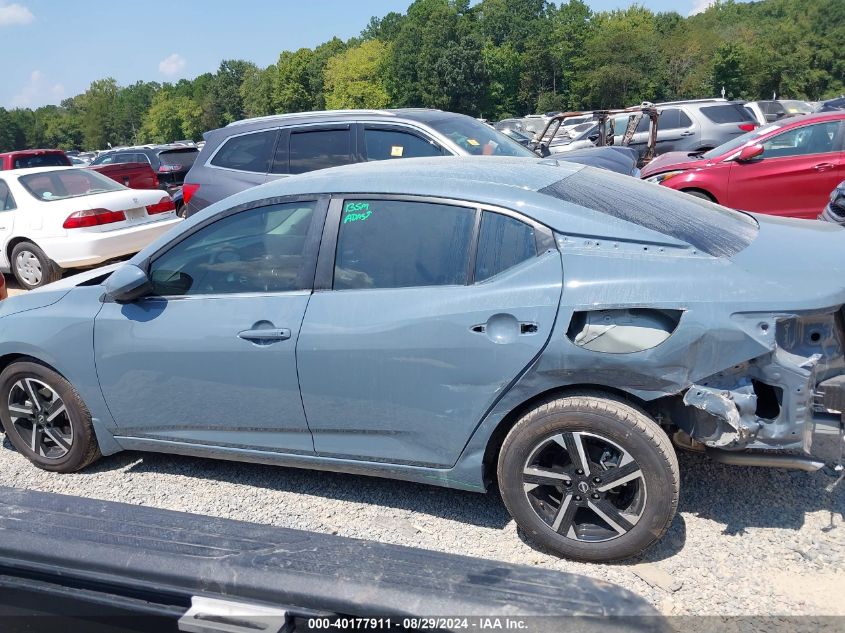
[343,201,372,223]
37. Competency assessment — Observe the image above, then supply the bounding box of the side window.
[364,128,443,161]
[149,201,316,296]
[658,109,682,130]
[762,121,840,158]
[289,129,352,175]
[679,111,693,127]
[0,180,15,211]
[334,199,475,290]
[210,130,278,173]
[475,212,536,282]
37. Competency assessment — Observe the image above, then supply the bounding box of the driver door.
[93,197,326,453]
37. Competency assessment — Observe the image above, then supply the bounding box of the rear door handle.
[814,163,835,172]
[238,328,291,342]
[680,130,694,137]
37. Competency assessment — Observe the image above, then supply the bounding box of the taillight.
[158,164,180,173]
[182,183,200,205]
[63,208,127,229]
[146,196,175,214]
[738,123,756,132]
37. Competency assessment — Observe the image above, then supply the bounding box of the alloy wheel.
[7,378,73,459]
[15,250,42,286]
[522,431,646,542]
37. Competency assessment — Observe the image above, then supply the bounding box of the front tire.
[497,393,679,562]
[11,241,62,289]
[681,189,715,202]
[0,361,100,472]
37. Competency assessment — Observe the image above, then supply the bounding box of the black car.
[90,144,198,193]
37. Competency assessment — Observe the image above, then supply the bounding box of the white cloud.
[0,2,34,26]
[11,70,65,107]
[689,0,715,15]
[158,53,187,77]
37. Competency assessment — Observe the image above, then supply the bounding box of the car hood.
[640,151,710,177]
[729,213,845,309]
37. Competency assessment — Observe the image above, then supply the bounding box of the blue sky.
[1,0,721,109]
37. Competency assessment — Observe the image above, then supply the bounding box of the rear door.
[727,120,844,218]
[267,125,356,181]
[296,196,562,467]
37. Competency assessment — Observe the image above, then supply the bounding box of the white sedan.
[0,167,182,289]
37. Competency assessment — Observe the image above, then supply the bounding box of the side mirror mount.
[104,264,152,303]
[737,144,764,162]
[533,141,551,158]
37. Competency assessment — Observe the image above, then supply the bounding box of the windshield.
[702,124,782,160]
[19,168,124,201]
[781,100,813,115]
[426,115,535,157]
[539,167,758,258]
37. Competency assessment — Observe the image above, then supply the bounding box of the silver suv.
[182,109,637,217]
[612,99,757,157]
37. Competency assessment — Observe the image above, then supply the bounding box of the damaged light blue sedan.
[1,156,843,562]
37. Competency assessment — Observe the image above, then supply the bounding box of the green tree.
[240,64,277,117]
[274,48,315,112]
[141,92,203,143]
[213,60,256,124]
[324,40,391,109]
[76,78,119,149]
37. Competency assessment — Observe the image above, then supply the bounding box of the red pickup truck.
[0,149,70,170]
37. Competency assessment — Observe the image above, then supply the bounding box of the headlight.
[645,170,684,185]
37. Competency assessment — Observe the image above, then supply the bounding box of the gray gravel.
[0,436,842,616]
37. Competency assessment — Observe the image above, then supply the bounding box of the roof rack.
[227,109,397,127]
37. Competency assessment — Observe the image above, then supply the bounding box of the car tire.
[681,189,715,202]
[10,241,62,290]
[0,361,101,472]
[497,392,679,562]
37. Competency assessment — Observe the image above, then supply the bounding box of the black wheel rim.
[522,431,646,542]
[7,378,73,459]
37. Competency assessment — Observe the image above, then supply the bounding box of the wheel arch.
[481,384,656,486]
[679,187,718,203]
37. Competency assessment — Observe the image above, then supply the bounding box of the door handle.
[238,328,291,342]
[680,131,694,137]
[814,163,835,172]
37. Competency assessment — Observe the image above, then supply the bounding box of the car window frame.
[287,124,355,175]
[358,124,446,161]
[206,128,282,175]
[0,178,16,211]
[133,194,330,301]
[313,194,555,292]
[758,120,845,161]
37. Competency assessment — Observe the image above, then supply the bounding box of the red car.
[0,149,71,171]
[640,111,845,219]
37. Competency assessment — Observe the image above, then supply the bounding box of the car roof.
[1,166,78,177]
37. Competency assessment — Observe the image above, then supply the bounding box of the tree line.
[1,0,842,152]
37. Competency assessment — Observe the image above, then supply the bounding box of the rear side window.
[475,212,536,282]
[538,168,758,258]
[334,199,475,290]
[12,153,70,169]
[211,130,277,173]
[364,129,443,161]
[699,104,756,124]
[289,129,353,175]
[0,180,15,210]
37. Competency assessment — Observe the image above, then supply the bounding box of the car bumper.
[40,217,183,269]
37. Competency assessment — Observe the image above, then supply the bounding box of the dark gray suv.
[182,109,637,216]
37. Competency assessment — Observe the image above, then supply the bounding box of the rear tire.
[0,361,101,472]
[11,241,62,289]
[497,392,679,562]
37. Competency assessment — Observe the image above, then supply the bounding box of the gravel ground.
[2,278,844,617]
[0,436,842,616]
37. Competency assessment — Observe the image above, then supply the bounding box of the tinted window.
[289,129,352,175]
[150,202,315,296]
[475,213,536,282]
[364,129,443,161]
[0,180,15,211]
[19,169,123,202]
[679,111,693,127]
[12,153,70,169]
[762,121,840,158]
[211,130,277,173]
[699,104,755,124]
[334,199,475,290]
[658,109,681,130]
[538,168,758,258]
[158,149,198,168]
[423,115,535,157]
